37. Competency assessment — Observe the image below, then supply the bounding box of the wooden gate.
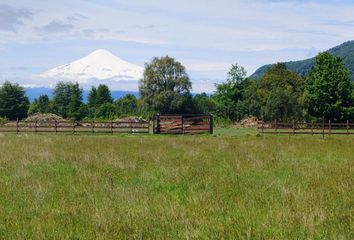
[153,114,213,134]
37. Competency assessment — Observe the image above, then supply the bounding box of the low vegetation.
[0,131,353,239]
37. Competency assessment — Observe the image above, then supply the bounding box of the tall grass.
[0,132,353,239]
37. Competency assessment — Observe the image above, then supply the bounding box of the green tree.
[96,84,113,105]
[139,56,193,114]
[88,86,97,107]
[264,87,297,122]
[115,94,139,116]
[67,83,85,120]
[306,52,354,120]
[95,103,116,119]
[0,81,29,120]
[259,63,304,121]
[235,79,261,119]
[28,95,52,116]
[193,93,216,114]
[214,64,247,121]
[52,82,75,118]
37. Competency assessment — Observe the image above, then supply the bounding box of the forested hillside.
[251,40,354,80]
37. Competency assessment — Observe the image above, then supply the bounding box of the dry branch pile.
[25,113,66,122]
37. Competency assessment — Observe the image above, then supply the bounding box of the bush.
[0,116,7,126]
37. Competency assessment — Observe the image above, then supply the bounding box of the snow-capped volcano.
[39,49,144,83]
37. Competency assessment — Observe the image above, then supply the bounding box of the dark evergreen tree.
[0,81,29,120]
[52,82,75,118]
[67,83,85,120]
[96,84,113,105]
[88,86,97,107]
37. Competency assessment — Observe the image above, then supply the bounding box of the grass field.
[0,129,353,239]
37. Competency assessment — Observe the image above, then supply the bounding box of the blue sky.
[1,0,354,92]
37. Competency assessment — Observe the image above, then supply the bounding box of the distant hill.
[25,88,139,102]
[251,40,354,80]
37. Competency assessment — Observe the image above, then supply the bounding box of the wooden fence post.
[92,121,94,135]
[16,118,19,134]
[72,120,75,134]
[329,120,331,135]
[209,114,214,134]
[293,120,295,135]
[275,120,278,133]
[55,120,58,134]
[35,120,38,133]
[111,121,114,134]
[347,120,349,135]
[311,121,314,136]
[156,114,160,134]
[152,115,155,134]
[261,121,264,135]
[130,121,133,134]
[322,117,325,138]
[181,116,184,135]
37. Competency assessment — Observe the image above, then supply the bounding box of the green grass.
[0,130,353,239]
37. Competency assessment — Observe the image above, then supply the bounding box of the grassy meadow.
[0,129,353,239]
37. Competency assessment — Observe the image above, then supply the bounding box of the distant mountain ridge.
[251,40,354,80]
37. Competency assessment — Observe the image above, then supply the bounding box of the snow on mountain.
[39,49,144,85]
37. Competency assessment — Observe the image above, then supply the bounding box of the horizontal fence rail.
[154,114,213,134]
[258,120,354,135]
[0,120,150,134]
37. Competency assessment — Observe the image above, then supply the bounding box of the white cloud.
[0,4,33,32]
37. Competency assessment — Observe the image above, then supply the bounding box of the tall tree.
[264,87,297,122]
[67,83,85,120]
[306,52,354,120]
[139,56,193,114]
[235,79,261,119]
[214,64,247,121]
[88,86,97,107]
[96,84,113,105]
[259,63,304,121]
[52,82,75,118]
[0,81,29,120]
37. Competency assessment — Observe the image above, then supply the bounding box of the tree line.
[0,52,354,122]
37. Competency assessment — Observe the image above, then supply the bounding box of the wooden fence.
[0,120,150,134]
[258,120,354,135]
[153,114,213,134]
